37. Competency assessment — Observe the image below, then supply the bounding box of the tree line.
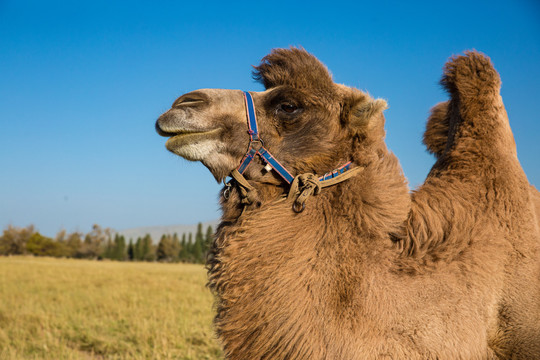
[0,223,213,264]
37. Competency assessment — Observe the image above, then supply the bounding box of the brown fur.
[156,49,540,359]
[423,100,449,158]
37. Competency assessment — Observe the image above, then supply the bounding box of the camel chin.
[165,129,221,160]
[165,132,237,182]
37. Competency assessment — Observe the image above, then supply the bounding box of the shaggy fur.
[423,100,449,158]
[156,48,540,359]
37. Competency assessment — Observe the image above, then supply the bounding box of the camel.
[156,48,540,359]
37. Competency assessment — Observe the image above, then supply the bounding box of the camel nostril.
[173,98,205,108]
[172,92,209,108]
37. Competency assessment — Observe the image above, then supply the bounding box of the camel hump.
[423,101,449,158]
[436,51,516,155]
[441,51,501,101]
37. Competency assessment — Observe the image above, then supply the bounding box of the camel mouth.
[165,129,220,145]
[164,129,222,159]
[155,120,218,138]
[155,121,192,138]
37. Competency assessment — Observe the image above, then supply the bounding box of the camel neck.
[226,161,364,216]
[208,151,411,358]
[218,150,410,240]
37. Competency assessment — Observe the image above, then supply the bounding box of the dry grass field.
[0,256,221,359]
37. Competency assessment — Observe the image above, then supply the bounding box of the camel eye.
[279,103,298,114]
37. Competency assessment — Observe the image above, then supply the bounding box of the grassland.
[0,256,221,359]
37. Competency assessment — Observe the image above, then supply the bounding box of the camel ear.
[349,98,388,133]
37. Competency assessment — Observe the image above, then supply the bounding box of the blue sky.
[1,0,539,237]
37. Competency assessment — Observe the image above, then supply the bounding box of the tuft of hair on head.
[252,47,335,92]
[348,97,388,135]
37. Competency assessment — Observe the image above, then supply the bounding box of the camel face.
[156,49,387,183]
[156,88,248,181]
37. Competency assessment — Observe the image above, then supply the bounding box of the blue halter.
[236,91,295,183]
[236,91,353,184]
[228,91,360,213]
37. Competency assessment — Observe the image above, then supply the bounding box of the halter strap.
[244,91,260,142]
[230,91,363,212]
[237,91,294,183]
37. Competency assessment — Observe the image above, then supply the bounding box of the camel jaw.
[156,121,238,182]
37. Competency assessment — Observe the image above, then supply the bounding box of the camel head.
[156,48,388,185]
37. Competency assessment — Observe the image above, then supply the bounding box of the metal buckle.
[292,201,306,213]
[249,139,264,152]
[223,181,232,200]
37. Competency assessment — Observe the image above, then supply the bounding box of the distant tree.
[179,233,189,262]
[193,224,204,263]
[171,233,180,262]
[195,223,204,242]
[134,237,143,261]
[204,225,214,254]
[112,234,126,261]
[26,232,64,257]
[103,238,114,259]
[187,232,195,262]
[0,225,34,255]
[65,232,83,258]
[55,229,66,243]
[157,234,174,262]
[141,234,155,261]
[79,224,109,259]
[54,229,71,257]
[127,239,134,261]
[192,241,203,263]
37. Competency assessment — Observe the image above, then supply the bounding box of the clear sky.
[1,0,539,237]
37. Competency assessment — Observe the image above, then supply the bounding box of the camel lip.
[155,121,217,138]
[155,121,187,137]
[161,129,201,137]
[165,128,221,150]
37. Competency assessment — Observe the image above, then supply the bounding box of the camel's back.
[532,185,540,232]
